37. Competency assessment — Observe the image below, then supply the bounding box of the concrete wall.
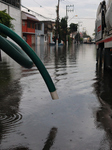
[36,23,44,35]
[35,35,45,46]
[35,23,45,46]
[0,2,22,37]
[40,35,44,45]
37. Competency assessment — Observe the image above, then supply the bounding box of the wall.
[27,34,32,47]
[35,23,45,46]
[0,2,22,37]
[22,21,27,32]
[40,35,44,45]
[36,23,44,35]
[22,21,35,33]
[0,1,22,78]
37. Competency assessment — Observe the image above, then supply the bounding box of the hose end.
[50,91,59,100]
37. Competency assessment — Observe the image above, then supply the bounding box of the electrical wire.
[32,0,53,14]
[61,0,78,17]
[62,0,96,22]
[21,4,54,20]
[33,0,42,7]
[68,17,95,22]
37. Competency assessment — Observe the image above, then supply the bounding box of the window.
[1,0,20,9]
[38,23,42,30]
[32,23,35,29]
[27,22,31,28]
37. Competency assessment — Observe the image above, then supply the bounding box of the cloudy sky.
[21,0,102,37]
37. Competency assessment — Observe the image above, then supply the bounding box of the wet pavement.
[0,44,112,150]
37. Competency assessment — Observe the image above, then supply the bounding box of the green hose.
[0,36,33,68]
[0,23,58,99]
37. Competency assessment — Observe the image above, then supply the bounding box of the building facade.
[0,0,22,36]
[43,21,55,44]
[35,22,45,46]
[22,11,39,49]
[0,0,22,78]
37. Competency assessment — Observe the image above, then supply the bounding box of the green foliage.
[54,17,78,44]
[69,23,78,33]
[60,17,67,44]
[53,19,61,43]
[54,17,67,44]
[75,32,81,43]
[0,9,14,37]
[68,35,72,45]
[83,31,88,38]
[60,18,67,29]
[82,31,92,42]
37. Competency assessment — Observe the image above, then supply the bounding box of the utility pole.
[66,5,74,18]
[66,5,74,46]
[56,0,60,47]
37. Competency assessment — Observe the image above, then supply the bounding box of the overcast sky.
[21,0,102,37]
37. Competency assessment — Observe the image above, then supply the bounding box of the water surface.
[0,44,112,150]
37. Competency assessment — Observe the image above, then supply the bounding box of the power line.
[70,17,95,20]
[68,16,95,22]
[61,0,78,18]
[33,0,42,7]
[62,0,73,5]
[32,0,53,15]
[62,0,96,22]
[21,4,55,20]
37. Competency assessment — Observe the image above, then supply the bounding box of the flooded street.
[0,44,112,150]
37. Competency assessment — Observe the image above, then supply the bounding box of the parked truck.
[95,0,112,70]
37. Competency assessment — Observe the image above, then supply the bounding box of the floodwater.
[0,44,112,150]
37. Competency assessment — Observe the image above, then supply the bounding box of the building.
[35,21,55,46]
[0,0,22,78]
[22,11,39,49]
[35,21,45,46]
[43,21,55,44]
[22,12,55,49]
[0,0,22,36]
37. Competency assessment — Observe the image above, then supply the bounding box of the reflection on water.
[94,68,112,105]
[42,127,58,150]
[0,59,23,146]
[2,146,29,150]
[1,44,112,149]
[93,68,112,149]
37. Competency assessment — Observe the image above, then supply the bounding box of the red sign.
[97,25,101,32]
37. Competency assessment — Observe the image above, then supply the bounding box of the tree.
[75,32,81,43]
[60,17,67,44]
[92,29,95,37]
[0,10,14,61]
[53,17,67,44]
[69,23,78,33]
[82,31,88,38]
[0,9,14,37]
[82,31,92,42]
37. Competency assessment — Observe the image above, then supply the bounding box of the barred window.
[27,22,31,28]
[1,0,20,9]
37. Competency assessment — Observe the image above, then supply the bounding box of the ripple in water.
[0,112,22,135]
